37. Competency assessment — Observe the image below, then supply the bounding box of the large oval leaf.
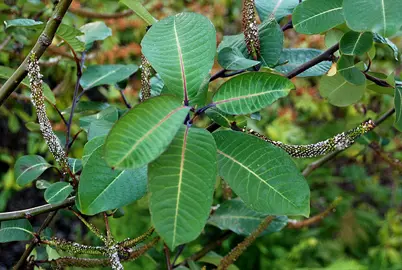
[44,182,73,205]
[395,86,402,132]
[213,130,310,217]
[104,95,190,169]
[218,47,260,71]
[149,126,217,250]
[141,12,216,102]
[343,0,402,38]
[319,73,365,107]
[0,219,33,243]
[208,198,288,236]
[274,49,332,77]
[15,155,52,186]
[212,72,294,115]
[292,0,344,34]
[340,31,373,56]
[255,0,299,21]
[77,147,147,215]
[80,65,138,90]
[82,136,106,166]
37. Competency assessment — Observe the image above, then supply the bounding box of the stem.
[70,7,134,19]
[281,19,293,31]
[217,216,274,270]
[369,142,402,173]
[285,43,339,79]
[287,197,342,229]
[0,197,75,222]
[104,213,112,244]
[0,0,73,106]
[164,243,173,270]
[14,211,58,269]
[120,90,132,109]
[65,52,86,151]
[179,231,233,267]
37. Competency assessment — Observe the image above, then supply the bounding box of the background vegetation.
[0,0,401,269]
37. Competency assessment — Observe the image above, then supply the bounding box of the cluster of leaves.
[0,0,402,269]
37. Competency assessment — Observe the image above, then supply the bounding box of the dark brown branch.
[285,43,339,79]
[281,19,293,31]
[364,73,393,88]
[120,90,132,109]
[0,0,73,106]
[164,243,173,270]
[70,6,134,19]
[0,197,75,222]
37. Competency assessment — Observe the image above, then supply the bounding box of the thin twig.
[0,197,75,222]
[120,90,132,109]
[217,216,274,270]
[285,43,339,79]
[164,243,173,270]
[70,6,134,19]
[369,142,402,173]
[281,19,293,31]
[287,197,342,229]
[179,231,232,267]
[51,103,68,126]
[14,211,58,269]
[0,0,73,106]
[65,52,86,151]
[68,129,84,150]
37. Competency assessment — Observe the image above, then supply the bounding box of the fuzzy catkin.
[242,0,260,60]
[140,54,152,102]
[243,120,375,158]
[27,55,69,172]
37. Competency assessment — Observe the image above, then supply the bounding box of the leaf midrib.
[172,126,189,247]
[214,89,287,105]
[17,162,49,183]
[217,149,298,208]
[113,106,187,167]
[294,7,342,28]
[47,184,71,203]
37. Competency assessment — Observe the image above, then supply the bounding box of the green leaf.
[213,131,310,216]
[340,31,373,56]
[77,147,147,215]
[292,0,344,34]
[141,12,216,102]
[0,219,34,243]
[255,0,299,21]
[274,49,332,77]
[79,106,119,131]
[104,95,190,169]
[63,101,110,114]
[206,107,235,128]
[373,33,399,61]
[337,55,366,85]
[343,0,402,37]
[212,72,294,115]
[319,73,365,107]
[120,0,157,25]
[78,22,112,50]
[68,158,82,174]
[44,182,73,205]
[217,19,283,68]
[218,47,260,71]
[87,120,114,141]
[80,64,138,90]
[15,155,52,186]
[0,65,56,104]
[56,24,85,52]
[82,136,106,166]
[395,86,402,131]
[150,74,165,97]
[149,126,217,250]
[208,198,288,236]
[4,18,43,30]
